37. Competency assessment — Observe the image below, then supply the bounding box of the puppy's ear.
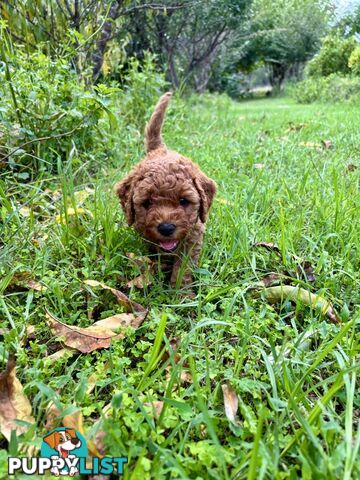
[43,431,60,450]
[114,174,136,225]
[194,174,217,223]
[65,428,77,439]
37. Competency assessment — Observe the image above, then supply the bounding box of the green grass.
[1,95,359,479]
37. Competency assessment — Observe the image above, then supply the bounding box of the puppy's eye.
[142,199,152,209]
[179,198,189,207]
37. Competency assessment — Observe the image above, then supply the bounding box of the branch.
[1,125,83,162]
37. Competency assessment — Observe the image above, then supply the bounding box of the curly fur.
[115,92,216,289]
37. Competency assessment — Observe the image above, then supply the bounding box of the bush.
[0,38,167,178]
[290,74,360,103]
[308,35,358,77]
[349,45,360,75]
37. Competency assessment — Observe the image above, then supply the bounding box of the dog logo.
[40,427,87,476]
[8,427,127,476]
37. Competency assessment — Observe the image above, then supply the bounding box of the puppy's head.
[43,428,81,457]
[115,155,216,251]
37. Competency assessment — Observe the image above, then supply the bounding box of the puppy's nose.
[157,223,176,236]
[71,438,79,445]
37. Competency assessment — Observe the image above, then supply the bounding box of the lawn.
[1,95,359,479]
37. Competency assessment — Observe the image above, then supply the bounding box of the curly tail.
[145,92,172,153]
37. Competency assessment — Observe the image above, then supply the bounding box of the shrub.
[349,45,360,75]
[291,74,360,104]
[307,35,358,77]
[0,37,167,178]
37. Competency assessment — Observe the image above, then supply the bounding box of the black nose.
[157,223,176,236]
[71,438,79,445]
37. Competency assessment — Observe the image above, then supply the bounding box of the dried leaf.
[300,141,319,149]
[144,401,164,418]
[46,311,119,353]
[26,279,47,292]
[45,348,77,361]
[261,272,283,287]
[297,261,316,283]
[260,286,339,323]
[62,410,102,458]
[162,337,181,363]
[346,164,357,172]
[84,279,146,314]
[92,313,145,331]
[286,122,308,132]
[222,384,238,423]
[45,402,61,430]
[321,139,333,149]
[74,188,94,204]
[19,206,31,217]
[0,356,35,441]
[253,242,281,255]
[56,207,93,224]
[126,273,153,289]
[46,310,146,354]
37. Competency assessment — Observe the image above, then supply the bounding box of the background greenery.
[0,1,359,479]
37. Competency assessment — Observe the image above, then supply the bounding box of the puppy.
[115,92,216,290]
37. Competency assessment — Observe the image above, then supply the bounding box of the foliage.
[233,0,331,89]
[348,45,360,76]
[307,35,358,77]
[290,74,360,103]
[1,95,359,479]
[0,22,166,176]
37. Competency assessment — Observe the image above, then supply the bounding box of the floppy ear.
[43,431,60,450]
[194,173,217,223]
[114,173,136,225]
[65,428,77,439]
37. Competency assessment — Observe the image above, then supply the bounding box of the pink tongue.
[160,240,179,251]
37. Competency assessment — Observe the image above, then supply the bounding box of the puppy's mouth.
[60,447,69,458]
[159,239,179,251]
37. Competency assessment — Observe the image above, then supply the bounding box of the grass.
[0,94,359,479]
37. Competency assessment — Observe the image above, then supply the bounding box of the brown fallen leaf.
[144,401,164,418]
[165,366,192,386]
[126,273,153,289]
[286,122,308,132]
[297,261,316,283]
[346,164,357,172]
[46,310,147,354]
[222,383,239,424]
[162,336,181,363]
[259,286,339,323]
[6,272,47,293]
[84,279,146,313]
[45,348,77,361]
[261,272,284,287]
[253,242,281,255]
[63,410,102,458]
[45,402,61,430]
[92,313,145,331]
[0,356,35,441]
[46,312,120,353]
[321,139,333,149]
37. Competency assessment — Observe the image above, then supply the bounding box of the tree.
[235,0,332,89]
[122,0,251,92]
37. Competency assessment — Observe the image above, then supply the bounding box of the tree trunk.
[92,1,123,82]
[267,62,287,91]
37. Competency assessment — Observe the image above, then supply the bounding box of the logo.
[8,427,128,476]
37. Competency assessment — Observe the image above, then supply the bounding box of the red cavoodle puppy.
[115,92,216,290]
